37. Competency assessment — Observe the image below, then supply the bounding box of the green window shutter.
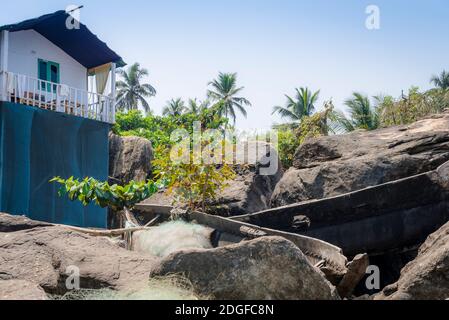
[49,62,60,84]
[38,59,60,92]
[38,59,48,80]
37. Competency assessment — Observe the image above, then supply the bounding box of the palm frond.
[272,106,300,120]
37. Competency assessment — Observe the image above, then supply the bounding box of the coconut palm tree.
[186,98,210,115]
[162,98,186,116]
[207,72,251,125]
[116,63,156,113]
[343,92,380,130]
[430,70,449,90]
[272,87,320,121]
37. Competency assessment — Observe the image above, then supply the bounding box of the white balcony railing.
[0,71,115,124]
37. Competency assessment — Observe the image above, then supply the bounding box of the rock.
[376,221,449,300]
[143,142,283,216]
[109,133,153,184]
[0,213,52,232]
[150,236,339,300]
[211,165,283,216]
[0,214,159,294]
[271,113,449,207]
[220,141,283,215]
[0,280,48,300]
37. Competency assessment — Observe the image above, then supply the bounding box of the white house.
[0,10,125,124]
[0,10,126,228]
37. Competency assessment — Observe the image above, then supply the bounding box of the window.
[38,59,60,92]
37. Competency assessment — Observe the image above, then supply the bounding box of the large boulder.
[212,165,283,216]
[143,142,283,216]
[150,236,339,300]
[376,221,449,300]
[0,213,159,294]
[109,133,153,184]
[271,112,449,207]
[0,280,48,300]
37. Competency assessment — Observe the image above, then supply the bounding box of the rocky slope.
[271,112,449,207]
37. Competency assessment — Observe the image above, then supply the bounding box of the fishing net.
[132,220,213,258]
[53,276,204,300]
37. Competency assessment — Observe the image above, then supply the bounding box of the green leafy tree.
[207,72,251,125]
[50,177,158,211]
[162,98,187,116]
[113,109,228,152]
[112,110,146,133]
[272,87,320,122]
[430,70,449,90]
[116,63,156,113]
[153,146,236,212]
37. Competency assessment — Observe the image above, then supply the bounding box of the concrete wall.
[0,101,109,228]
[7,30,87,90]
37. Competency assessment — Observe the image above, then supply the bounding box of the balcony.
[0,71,115,124]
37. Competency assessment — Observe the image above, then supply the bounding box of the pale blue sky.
[1,0,448,129]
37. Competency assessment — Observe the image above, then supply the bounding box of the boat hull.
[233,161,449,256]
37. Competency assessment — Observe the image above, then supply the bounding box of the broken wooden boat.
[231,160,449,257]
[133,202,370,297]
[134,203,347,270]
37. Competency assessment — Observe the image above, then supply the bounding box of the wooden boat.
[134,203,348,271]
[231,161,449,257]
[133,203,371,297]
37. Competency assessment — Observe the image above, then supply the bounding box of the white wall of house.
[7,30,87,90]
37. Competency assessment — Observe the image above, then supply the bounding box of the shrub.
[378,88,449,127]
[50,177,158,211]
[153,146,236,212]
[277,129,300,169]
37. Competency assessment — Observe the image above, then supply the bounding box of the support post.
[110,62,116,123]
[0,30,9,101]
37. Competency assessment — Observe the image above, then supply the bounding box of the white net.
[132,220,213,258]
[53,276,204,300]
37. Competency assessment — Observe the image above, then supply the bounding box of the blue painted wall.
[0,102,109,228]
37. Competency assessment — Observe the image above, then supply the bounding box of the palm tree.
[207,72,251,125]
[430,70,449,90]
[116,63,156,113]
[186,98,210,115]
[343,92,380,130]
[272,87,320,121]
[162,98,186,116]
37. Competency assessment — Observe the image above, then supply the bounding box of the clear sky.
[1,0,448,130]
